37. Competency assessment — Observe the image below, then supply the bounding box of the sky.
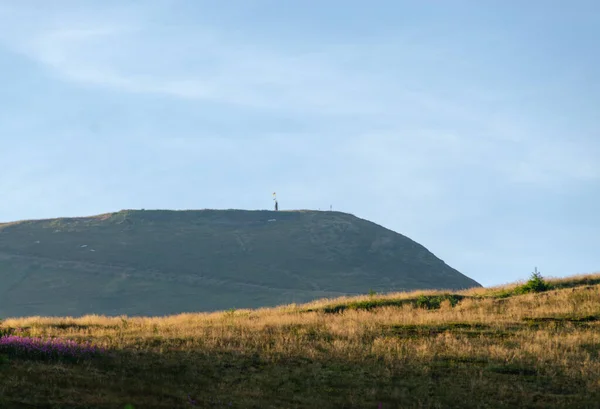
[0,0,598,287]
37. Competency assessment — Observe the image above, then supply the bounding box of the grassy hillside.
[0,209,479,317]
[1,273,599,408]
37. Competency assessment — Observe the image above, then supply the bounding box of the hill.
[0,209,479,317]
[0,273,599,408]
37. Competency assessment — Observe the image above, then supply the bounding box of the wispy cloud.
[1,2,597,186]
[0,2,500,119]
[3,17,374,113]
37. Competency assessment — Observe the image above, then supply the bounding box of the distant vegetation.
[1,272,599,408]
[515,268,551,294]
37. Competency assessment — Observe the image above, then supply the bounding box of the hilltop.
[0,209,479,317]
[0,273,598,408]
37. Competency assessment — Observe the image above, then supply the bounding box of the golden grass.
[1,273,600,408]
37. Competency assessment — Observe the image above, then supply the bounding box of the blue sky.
[0,1,598,287]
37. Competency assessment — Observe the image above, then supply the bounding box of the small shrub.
[516,268,551,294]
[416,295,440,309]
[415,294,463,310]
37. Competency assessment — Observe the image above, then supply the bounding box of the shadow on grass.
[1,345,597,409]
[383,322,517,339]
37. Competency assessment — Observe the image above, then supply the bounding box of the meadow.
[1,273,599,408]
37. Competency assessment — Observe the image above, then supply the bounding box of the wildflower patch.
[0,335,105,362]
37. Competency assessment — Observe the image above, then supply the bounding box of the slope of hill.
[0,273,598,408]
[0,209,480,317]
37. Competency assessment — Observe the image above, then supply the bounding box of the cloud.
[2,18,370,113]
[0,2,499,120]
[1,1,598,205]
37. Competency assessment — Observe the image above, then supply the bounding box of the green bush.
[415,294,462,310]
[516,269,551,294]
[416,295,440,309]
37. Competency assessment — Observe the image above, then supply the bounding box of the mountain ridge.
[0,209,480,317]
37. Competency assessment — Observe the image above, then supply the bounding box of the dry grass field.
[1,273,600,408]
